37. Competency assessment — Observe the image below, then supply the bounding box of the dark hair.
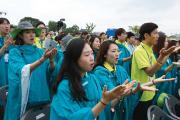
[99,32,106,43]
[99,32,105,37]
[81,31,88,36]
[46,32,51,37]
[153,32,166,57]
[14,31,25,45]
[95,40,117,67]
[127,32,135,39]
[55,34,66,42]
[89,35,98,50]
[56,38,88,102]
[177,41,180,55]
[115,28,126,39]
[80,31,89,42]
[167,40,178,62]
[0,18,10,24]
[35,21,45,28]
[139,22,158,41]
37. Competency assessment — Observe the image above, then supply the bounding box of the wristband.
[100,100,107,106]
[152,79,155,85]
[157,60,163,65]
[39,57,44,63]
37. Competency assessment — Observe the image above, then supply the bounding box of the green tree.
[128,25,140,36]
[85,23,96,33]
[48,21,58,32]
[20,17,40,27]
[62,23,67,30]
[64,24,80,35]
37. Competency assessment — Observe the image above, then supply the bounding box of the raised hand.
[101,85,126,104]
[122,80,136,96]
[129,81,158,93]
[173,46,180,53]
[159,46,176,57]
[4,37,13,48]
[43,48,57,60]
[140,85,158,91]
[173,61,180,67]
[49,48,57,60]
[142,75,175,87]
[101,80,136,104]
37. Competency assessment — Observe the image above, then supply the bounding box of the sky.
[1,0,180,35]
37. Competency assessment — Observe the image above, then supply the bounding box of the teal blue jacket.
[0,36,14,87]
[4,45,52,120]
[52,45,64,80]
[175,55,180,97]
[117,44,131,76]
[153,54,177,105]
[93,65,139,120]
[50,73,108,120]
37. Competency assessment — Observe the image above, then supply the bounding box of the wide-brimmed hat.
[11,21,41,39]
[61,34,73,51]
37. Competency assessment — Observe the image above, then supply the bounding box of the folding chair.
[0,85,8,109]
[20,104,50,120]
[164,95,180,120]
[147,105,177,120]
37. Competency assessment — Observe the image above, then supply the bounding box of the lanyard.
[141,45,155,81]
[141,45,152,65]
[40,39,43,48]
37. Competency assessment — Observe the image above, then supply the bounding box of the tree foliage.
[128,25,140,36]
[20,17,40,27]
[64,24,80,35]
[85,23,96,33]
[48,21,58,32]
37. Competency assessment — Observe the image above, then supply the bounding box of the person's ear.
[144,33,150,39]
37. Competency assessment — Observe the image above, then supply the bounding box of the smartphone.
[44,38,57,50]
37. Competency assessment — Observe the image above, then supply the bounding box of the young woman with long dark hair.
[153,32,179,104]
[89,35,100,60]
[50,38,134,120]
[93,40,157,120]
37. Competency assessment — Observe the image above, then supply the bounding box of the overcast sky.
[1,0,180,35]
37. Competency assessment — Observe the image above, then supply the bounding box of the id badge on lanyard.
[142,45,155,82]
[4,53,9,63]
[149,57,155,82]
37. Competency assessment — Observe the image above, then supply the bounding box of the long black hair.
[14,31,25,45]
[153,32,166,57]
[55,37,88,102]
[95,40,117,67]
[89,35,99,50]
[167,40,178,62]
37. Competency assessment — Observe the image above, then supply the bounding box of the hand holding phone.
[44,39,57,50]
